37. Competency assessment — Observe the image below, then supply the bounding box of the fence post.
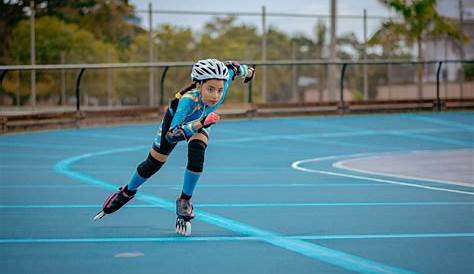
[60,52,66,106]
[148,2,155,107]
[363,9,368,100]
[435,61,443,111]
[30,0,36,107]
[248,64,255,104]
[160,66,169,106]
[75,68,85,112]
[261,6,267,103]
[328,0,337,102]
[0,70,7,84]
[339,63,348,113]
[459,0,465,99]
[248,78,253,104]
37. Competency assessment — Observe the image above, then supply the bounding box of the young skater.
[94,59,255,236]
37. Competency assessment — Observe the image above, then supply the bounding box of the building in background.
[424,0,474,81]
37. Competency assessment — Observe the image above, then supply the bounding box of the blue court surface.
[1,112,473,274]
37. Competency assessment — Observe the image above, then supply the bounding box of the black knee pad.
[137,153,165,178]
[187,140,207,173]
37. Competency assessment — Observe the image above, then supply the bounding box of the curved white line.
[333,156,473,188]
[291,153,474,196]
[55,148,416,273]
[291,153,374,168]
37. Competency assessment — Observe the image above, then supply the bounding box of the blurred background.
[0,0,473,114]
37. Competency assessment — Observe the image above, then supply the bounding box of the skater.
[94,59,255,236]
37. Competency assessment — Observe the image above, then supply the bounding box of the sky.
[128,0,396,42]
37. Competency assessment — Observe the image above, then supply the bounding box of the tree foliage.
[1,0,140,64]
[3,16,117,103]
[2,2,444,105]
[369,0,467,97]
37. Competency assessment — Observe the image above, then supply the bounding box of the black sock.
[180,191,192,200]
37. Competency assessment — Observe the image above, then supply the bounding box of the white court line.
[333,151,473,188]
[291,153,474,196]
[54,147,417,274]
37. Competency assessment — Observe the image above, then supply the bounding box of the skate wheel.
[176,218,192,236]
[93,211,106,221]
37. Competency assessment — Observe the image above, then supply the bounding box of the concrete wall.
[376,81,474,100]
[303,82,474,102]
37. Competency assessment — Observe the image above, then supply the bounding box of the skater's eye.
[209,87,222,94]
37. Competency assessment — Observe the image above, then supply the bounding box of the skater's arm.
[166,97,196,143]
[166,113,219,143]
[225,61,255,83]
[202,62,254,109]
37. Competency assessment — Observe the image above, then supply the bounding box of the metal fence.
[0,59,472,114]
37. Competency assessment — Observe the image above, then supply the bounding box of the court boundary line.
[1,201,474,209]
[333,150,473,188]
[53,146,416,274]
[292,154,474,196]
[2,233,473,244]
[0,183,397,189]
[402,114,474,132]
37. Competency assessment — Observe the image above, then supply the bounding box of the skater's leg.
[127,111,177,191]
[127,149,168,191]
[175,130,209,235]
[95,148,171,219]
[180,133,208,200]
[95,111,177,220]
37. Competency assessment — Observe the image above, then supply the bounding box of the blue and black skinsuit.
[124,63,253,198]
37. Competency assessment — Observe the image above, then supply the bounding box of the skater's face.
[199,79,224,106]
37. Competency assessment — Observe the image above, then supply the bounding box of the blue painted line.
[212,128,463,145]
[153,182,397,188]
[389,131,473,147]
[403,114,474,131]
[0,183,393,189]
[0,153,63,159]
[60,132,149,141]
[1,233,472,244]
[0,236,252,244]
[53,146,417,274]
[0,165,57,169]
[2,202,473,209]
[0,205,103,209]
[288,134,401,150]
[198,202,474,208]
[0,185,100,189]
[0,142,107,150]
[294,233,474,240]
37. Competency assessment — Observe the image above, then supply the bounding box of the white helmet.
[191,59,229,81]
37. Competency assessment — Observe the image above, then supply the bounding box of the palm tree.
[369,0,466,99]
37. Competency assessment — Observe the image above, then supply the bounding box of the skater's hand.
[201,112,220,128]
[243,67,255,83]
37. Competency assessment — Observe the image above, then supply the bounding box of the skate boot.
[93,185,136,220]
[175,198,194,236]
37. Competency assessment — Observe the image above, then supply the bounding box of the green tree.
[0,0,140,64]
[370,0,466,98]
[198,16,260,60]
[76,0,142,50]
[154,24,196,61]
[121,25,197,104]
[464,63,474,81]
[10,16,116,64]
[196,16,260,102]
[4,16,116,104]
